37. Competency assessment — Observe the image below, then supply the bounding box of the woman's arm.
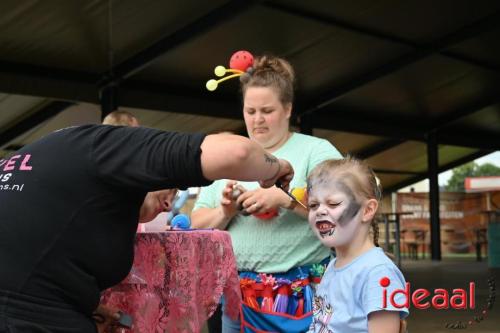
[193,134,295,229]
[191,206,231,229]
[200,134,293,189]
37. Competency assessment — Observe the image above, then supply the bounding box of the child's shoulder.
[327,247,400,277]
[363,247,396,265]
[357,248,405,283]
[343,247,399,276]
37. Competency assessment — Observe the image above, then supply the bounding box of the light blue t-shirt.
[309,247,409,333]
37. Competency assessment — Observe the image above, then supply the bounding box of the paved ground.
[401,259,499,333]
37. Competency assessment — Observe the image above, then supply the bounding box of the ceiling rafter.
[0,101,74,148]
[294,8,500,117]
[383,149,493,194]
[262,1,500,73]
[352,139,405,159]
[99,0,255,87]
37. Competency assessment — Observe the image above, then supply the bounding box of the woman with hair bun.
[193,54,342,332]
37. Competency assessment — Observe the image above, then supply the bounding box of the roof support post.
[100,84,119,121]
[427,130,441,261]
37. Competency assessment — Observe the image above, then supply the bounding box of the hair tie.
[374,176,382,200]
[206,50,254,91]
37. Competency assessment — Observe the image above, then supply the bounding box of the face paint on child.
[307,168,331,192]
[334,181,361,225]
[307,178,363,248]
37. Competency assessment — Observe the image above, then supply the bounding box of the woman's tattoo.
[263,153,280,181]
[264,153,278,164]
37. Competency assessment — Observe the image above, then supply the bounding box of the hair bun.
[239,54,295,105]
[253,55,295,84]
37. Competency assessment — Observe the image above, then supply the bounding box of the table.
[405,228,427,260]
[101,230,241,333]
[379,212,414,267]
[473,227,487,261]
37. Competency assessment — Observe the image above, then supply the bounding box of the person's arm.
[92,127,293,191]
[200,134,293,190]
[191,206,232,229]
[363,265,409,333]
[368,311,401,333]
[193,134,297,228]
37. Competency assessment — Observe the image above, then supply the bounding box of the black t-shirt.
[0,125,211,315]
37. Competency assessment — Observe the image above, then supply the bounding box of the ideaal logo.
[380,276,496,329]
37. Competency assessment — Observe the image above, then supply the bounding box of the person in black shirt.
[0,124,294,333]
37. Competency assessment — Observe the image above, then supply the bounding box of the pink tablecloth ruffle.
[101,230,241,333]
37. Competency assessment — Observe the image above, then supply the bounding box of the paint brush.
[275,181,308,209]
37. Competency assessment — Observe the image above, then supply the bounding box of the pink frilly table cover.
[101,230,241,333]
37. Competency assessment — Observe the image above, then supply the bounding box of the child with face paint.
[307,157,409,333]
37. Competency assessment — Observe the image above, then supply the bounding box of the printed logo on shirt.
[0,153,33,192]
[310,295,334,333]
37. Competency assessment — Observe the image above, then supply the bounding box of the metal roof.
[0,0,498,192]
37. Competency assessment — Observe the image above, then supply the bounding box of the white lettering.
[0,173,12,182]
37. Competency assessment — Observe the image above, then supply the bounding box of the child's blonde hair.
[307,156,382,246]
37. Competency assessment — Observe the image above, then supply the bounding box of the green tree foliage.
[446,162,500,192]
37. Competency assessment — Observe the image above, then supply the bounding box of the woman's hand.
[220,181,245,220]
[236,187,287,215]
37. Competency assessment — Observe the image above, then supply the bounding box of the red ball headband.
[206,50,254,91]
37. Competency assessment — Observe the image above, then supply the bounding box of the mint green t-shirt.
[194,133,342,273]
